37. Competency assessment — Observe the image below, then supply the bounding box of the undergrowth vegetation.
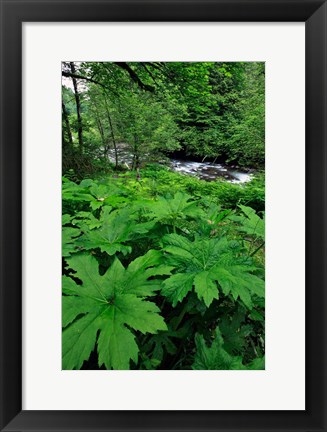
[62,166,265,370]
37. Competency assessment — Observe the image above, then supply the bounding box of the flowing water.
[170,159,253,184]
[107,146,253,184]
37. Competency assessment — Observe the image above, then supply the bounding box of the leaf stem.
[250,241,265,257]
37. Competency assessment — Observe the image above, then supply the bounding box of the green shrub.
[62,170,265,370]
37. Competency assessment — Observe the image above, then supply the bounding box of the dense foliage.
[62,61,265,370]
[62,168,265,370]
[62,61,264,177]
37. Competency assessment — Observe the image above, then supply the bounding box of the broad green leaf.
[146,192,204,225]
[97,317,138,370]
[219,306,253,355]
[143,324,180,365]
[62,252,167,370]
[162,234,264,308]
[62,296,92,327]
[197,202,232,237]
[192,328,244,370]
[162,273,195,307]
[62,180,122,211]
[192,328,264,370]
[79,179,95,188]
[62,181,95,203]
[249,309,264,322]
[229,205,265,240]
[76,207,154,256]
[125,249,173,296]
[62,214,72,225]
[62,275,79,295]
[247,356,265,370]
[72,211,102,230]
[63,311,103,370]
[194,271,219,307]
[62,227,81,257]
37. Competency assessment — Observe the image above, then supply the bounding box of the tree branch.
[114,62,155,92]
[62,71,106,89]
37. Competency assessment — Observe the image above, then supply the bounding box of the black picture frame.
[0,1,326,431]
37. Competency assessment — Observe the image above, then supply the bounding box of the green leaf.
[192,328,265,370]
[247,356,265,370]
[62,181,95,204]
[249,309,264,321]
[72,211,102,230]
[62,252,167,370]
[143,325,180,365]
[62,227,81,257]
[162,273,195,307]
[62,214,72,225]
[125,249,173,296]
[192,328,245,370]
[219,306,252,355]
[62,180,122,211]
[62,275,79,295]
[194,271,219,307]
[162,234,264,308]
[210,265,264,309]
[79,179,95,188]
[76,207,154,256]
[146,192,204,225]
[230,205,265,240]
[97,317,139,370]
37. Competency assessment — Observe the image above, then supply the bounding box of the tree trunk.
[103,92,118,169]
[62,100,73,148]
[201,155,208,163]
[132,137,140,171]
[70,62,84,154]
[91,100,106,149]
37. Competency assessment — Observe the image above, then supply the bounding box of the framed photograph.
[0,0,326,431]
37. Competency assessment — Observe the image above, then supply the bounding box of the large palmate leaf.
[143,328,179,365]
[229,205,265,240]
[62,214,72,226]
[63,179,123,211]
[62,180,95,203]
[62,227,81,257]
[62,250,170,370]
[192,328,265,370]
[219,306,253,355]
[197,202,232,237]
[76,206,155,256]
[146,192,204,225]
[62,180,103,211]
[162,234,264,308]
[88,182,127,209]
[72,211,102,230]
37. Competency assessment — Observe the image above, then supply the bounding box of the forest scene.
[62,61,265,370]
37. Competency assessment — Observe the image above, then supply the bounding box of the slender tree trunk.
[62,100,73,148]
[132,136,140,171]
[70,62,84,154]
[91,100,106,149]
[96,117,106,149]
[103,92,118,169]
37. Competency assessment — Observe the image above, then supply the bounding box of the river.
[170,159,253,184]
[107,146,253,184]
